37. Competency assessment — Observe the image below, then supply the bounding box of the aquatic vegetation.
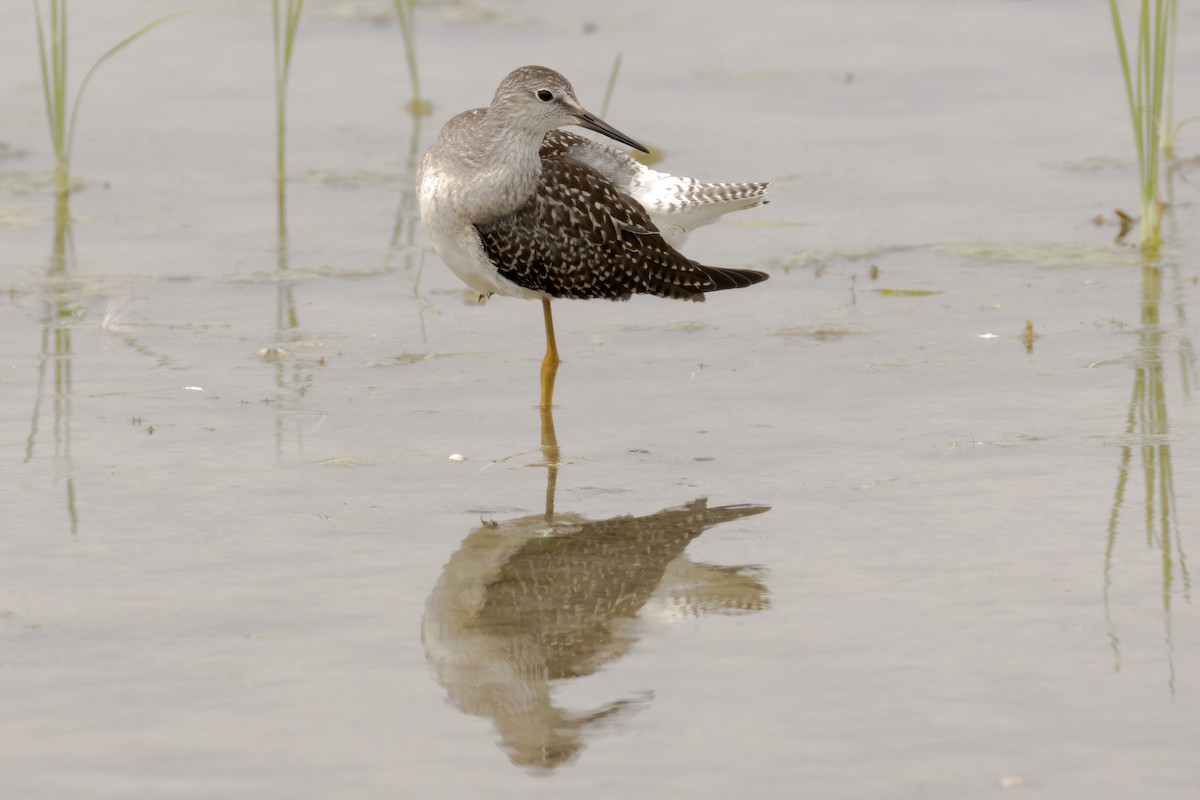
[392,0,430,116]
[385,0,431,290]
[1103,262,1196,695]
[935,240,1139,270]
[1021,320,1038,354]
[1104,15,1196,675]
[599,53,622,118]
[272,0,304,215]
[872,288,942,297]
[1107,0,1178,251]
[33,1,192,196]
[598,53,663,167]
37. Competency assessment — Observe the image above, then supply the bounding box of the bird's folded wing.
[474,156,716,301]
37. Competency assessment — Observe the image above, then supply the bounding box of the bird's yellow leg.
[540,402,560,518]
[539,298,560,410]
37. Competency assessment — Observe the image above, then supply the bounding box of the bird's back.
[540,130,769,248]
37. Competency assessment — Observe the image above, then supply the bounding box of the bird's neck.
[461,112,548,223]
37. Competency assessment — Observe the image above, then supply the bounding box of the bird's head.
[490,65,648,153]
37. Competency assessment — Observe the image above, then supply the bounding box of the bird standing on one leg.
[416,65,770,409]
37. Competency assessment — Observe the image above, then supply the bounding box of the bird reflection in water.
[421,408,770,769]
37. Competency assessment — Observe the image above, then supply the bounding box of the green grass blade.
[1146,1,1166,181]
[55,0,66,156]
[1137,0,1150,185]
[395,0,415,87]
[272,0,304,196]
[283,0,304,81]
[394,0,417,95]
[600,53,622,118]
[1163,0,1178,151]
[32,1,60,159]
[64,7,204,172]
[392,0,429,114]
[1109,0,1176,250]
[1108,1,1144,177]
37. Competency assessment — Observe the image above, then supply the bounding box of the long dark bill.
[574,110,650,153]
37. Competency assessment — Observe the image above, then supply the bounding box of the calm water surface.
[2,1,1198,797]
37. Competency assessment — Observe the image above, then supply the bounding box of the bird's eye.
[536,89,554,102]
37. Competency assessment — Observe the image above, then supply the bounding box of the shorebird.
[422,498,769,768]
[417,65,769,408]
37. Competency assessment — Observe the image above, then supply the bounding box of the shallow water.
[3,0,1199,797]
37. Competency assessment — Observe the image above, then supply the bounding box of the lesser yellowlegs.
[417,65,769,408]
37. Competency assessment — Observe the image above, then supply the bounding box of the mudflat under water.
[2,1,1198,797]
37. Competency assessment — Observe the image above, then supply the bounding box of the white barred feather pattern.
[539,129,770,249]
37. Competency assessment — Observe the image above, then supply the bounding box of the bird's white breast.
[417,159,545,300]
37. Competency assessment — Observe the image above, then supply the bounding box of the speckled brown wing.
[474,155,766,301]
